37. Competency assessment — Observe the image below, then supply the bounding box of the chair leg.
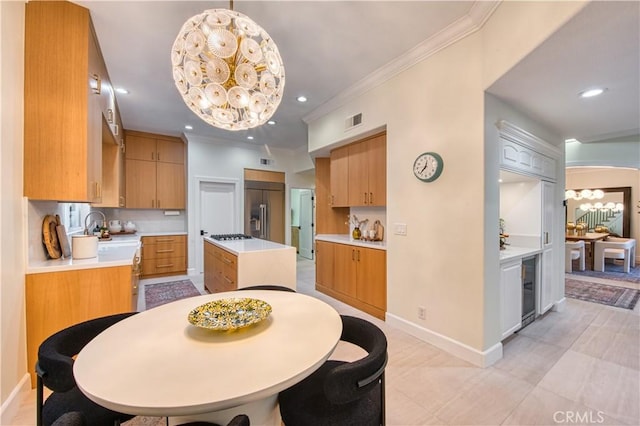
[36,364,44,426]
[380,372,386,426]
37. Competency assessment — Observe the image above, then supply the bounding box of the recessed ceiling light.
[267,120,276,125]
[579,88,605,98]
[115,88,129,94]
[247,136,254,140]
[185,125,193,130]
[296,96,307,103]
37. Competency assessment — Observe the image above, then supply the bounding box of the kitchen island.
[203,237,296,293]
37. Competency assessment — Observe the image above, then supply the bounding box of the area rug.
[144,280,202,310]
[565,278,640,310]
[568,262,640,284]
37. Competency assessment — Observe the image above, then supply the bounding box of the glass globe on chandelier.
[171,5,285,131]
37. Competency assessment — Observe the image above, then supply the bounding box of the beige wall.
[308,1,586,360]
[1,0,28,420]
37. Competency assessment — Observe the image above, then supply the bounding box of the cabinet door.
[542,181,555,250]
[157,139,185,164]
[126,135,156,161]
[333,243,357,297]
[156,162,185,209]
[316,241,334,288]
[330,146,349,207]
[500,260,523,339]
[367,134,386,206]
[539,248,554,314]
[125,159,156,208]
[356,247,386,310]
[348,141,368,206]
[539,181,555,314]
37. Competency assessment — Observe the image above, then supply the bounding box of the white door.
[196,181,236,274]
[299,190,314,259]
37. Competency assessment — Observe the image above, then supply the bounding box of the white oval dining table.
[73,290,342,425]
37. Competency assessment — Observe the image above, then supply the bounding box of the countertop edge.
[315,234,387,251]
[499,246,542,263]
[204,237,295,255]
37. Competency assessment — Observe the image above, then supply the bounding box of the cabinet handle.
[364,192,368,204]
[224,276,233,283]
[156,249,175,253]
[157,199,161,208]
[157,152,161,161]
[331,195,334,205]
[352,249,355,261]
[156,238,175,242]
[151,200,155,208]
[357,250,361,261]
[223,258,233,264]
[119,196,125,207]
[156,264,174,268]
[544,232,549,244]
[107,108,114,123]
[370,192,373,204]
[91,74,101,94]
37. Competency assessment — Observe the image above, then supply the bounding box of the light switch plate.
[394,223,407,235]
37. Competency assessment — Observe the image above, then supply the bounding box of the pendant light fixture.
[171,2,285,131]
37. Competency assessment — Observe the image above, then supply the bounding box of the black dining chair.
[50,412,86,426]
[36,312,138,426]
[278,315,388,426]
[237,285,295,292]
[177,414,250,426]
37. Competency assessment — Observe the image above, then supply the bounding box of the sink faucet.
[84,211,106,235]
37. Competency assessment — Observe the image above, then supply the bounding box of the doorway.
[195,179,240,274]
[290,188,314,260]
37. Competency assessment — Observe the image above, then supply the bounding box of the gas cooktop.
[210,234,253,241]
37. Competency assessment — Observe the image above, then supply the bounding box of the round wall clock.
[413,152,444,182]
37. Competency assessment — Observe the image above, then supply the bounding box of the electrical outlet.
[418,306,426,320]
[394,223,407,235]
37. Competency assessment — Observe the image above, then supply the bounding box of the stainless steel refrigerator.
[244,180,285,243]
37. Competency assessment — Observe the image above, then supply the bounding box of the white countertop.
[27,242,140,274]
[499,246,541,263]
[204,236,293,255]
[315,234,387,251]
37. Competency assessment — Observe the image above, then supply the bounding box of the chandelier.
[564,189,605,201]
[171,6,285,131]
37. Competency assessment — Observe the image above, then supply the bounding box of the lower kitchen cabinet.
[204,241,238,293]
[141,235,187,277]
[316,241,386,320]
[500,259,523,340]
[25,265,133,387]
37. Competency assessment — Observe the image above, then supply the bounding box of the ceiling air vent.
[345,113,363,130]
[260,158,274,165]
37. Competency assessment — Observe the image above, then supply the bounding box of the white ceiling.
[78,1,639,151]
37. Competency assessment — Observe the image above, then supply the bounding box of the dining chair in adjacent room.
[594,237,636,273]
[36,312,138,426]
[565,240,586,273]
[237,285,296,292]
[176,414,250,426]
[278,315,388,426]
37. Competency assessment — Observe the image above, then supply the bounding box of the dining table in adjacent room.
[73,290,342,426]
[565,232,610,270]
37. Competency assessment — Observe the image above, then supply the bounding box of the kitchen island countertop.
[204,236,293,255]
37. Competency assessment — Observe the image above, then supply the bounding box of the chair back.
[565,240,584,249]
[37,312,137,392]
[237,285,295,292]
[324,315,388,405]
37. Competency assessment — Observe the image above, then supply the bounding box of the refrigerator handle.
[259,204,267,239]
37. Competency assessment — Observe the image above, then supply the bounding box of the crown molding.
[303,1,501,124]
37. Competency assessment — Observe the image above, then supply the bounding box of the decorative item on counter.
[109,219,123,233]
[346,215,368,240]
[499,218,509,250]
[124,221,137,232]
[42,214,62,259]
[71,235,98,259]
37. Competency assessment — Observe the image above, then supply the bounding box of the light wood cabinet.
[329,132,386,207]
[315,241,386,319]
[204,241,238,293]
[26,265,133,387]
[125,131,186,209]
[141,235,187,277]
[315,158,349,234]
[24,1,106,202]
[93,116,126,208]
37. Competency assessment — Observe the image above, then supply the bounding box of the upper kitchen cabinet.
[125,130,186,209]
[329,132,386,207]
[24,1,109,203]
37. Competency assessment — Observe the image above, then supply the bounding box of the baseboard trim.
[553,297,567,312]
[1,373,31,426]
[386,314,503,367]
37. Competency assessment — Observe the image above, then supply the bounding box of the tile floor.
[11,258,640,425]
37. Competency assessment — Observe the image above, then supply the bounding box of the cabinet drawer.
[143,235,186,245]
[141,257,186,276]
[142,242,186,260]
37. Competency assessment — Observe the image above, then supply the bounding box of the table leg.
[586,241,595,270]
[168,395,280,426]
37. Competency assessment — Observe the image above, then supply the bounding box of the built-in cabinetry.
[315,158,349,234]
[539,181,556,314]
[330,132,386,207]
[125,131,186,209]
[24,1,111,202]
[204,242,238,293]
[316,240,386,319]
[141,235,187,277]
[500,259,522,339]
[25,266,133,387]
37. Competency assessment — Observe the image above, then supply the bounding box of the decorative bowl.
[188,298,272,331]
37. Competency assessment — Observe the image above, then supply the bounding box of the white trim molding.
[0,374,31,426]
[386,314,503,368]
